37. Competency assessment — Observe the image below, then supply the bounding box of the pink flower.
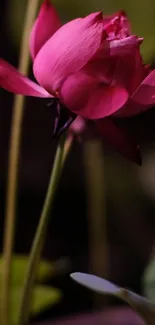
[68,116,86,143]
[70,116,85,135]
[0,1,155,164]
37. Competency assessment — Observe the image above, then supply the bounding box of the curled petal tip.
[41,0,52,8]
[94,11,103,19]
[43,0,54,9]
[91,11,103,22]
[138,37,144,45]
[118,10,127,16]
[44,0,51,5]
[85,11,103,25]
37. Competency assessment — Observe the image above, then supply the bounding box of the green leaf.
[71,272,155,325]
[0,255,55,285]
[11,285,62,325]
[32,285,62,314]
[0,256,62,325]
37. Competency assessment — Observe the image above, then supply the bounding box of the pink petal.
[95,35,139,61]
[109,36,139,56]
[113,49,145,94]
[69,116,85,134]
[60,71,128,119]
[103,11,125,25]
[95,117,142,165]
[30,0,61,60]
[85,49,144,95]
[0,59,52,97]
[83,57,116,85]
[132,69,155,105]
[103,10,131,35]
[33,12,104,94]
[115,69,155,117]
[103,11,132,41]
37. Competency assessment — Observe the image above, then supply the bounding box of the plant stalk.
[1,1,39,325]
[18,134,66,325]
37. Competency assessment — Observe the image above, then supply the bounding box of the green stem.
[18,134,66,325]
[1,1,39,325]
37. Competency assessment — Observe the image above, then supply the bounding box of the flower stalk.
[18,134,67,325]
[1,1,40,325]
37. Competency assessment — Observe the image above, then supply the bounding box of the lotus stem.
[18,134,67,325]
[1,1,39,325]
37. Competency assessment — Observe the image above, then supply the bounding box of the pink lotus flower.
[70,117,85,134]
[1,0,155,164]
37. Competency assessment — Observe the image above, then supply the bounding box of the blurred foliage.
[143,251,155,302]
[0,254,56,285]
[7,0,155,62]
[0,255,62,325]
[11,285,61,325]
